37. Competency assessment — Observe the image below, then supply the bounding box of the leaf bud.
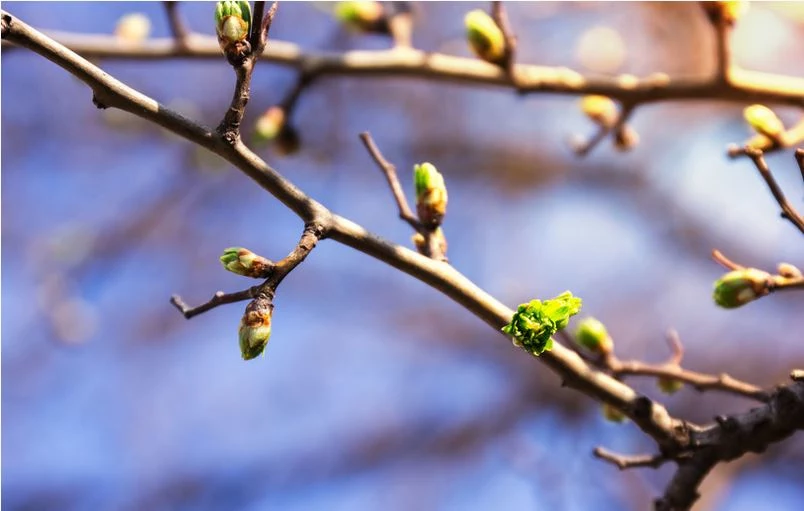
[238,295,272,360]
[713,268,771,308]
[465,10,505,64]
[220,247,274,278]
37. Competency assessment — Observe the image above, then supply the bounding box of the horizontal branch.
[3,29,804,106]
[593,446,668,470]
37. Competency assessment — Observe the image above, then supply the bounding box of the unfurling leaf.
[502,291,583,355]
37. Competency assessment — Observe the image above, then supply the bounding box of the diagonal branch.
[163,1,190,50]
[359,132,420,229]
[744,147,804,234]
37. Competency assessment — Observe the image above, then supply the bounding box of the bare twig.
[491,1,517,78]
[163,1,189,50]
[359,132,420,229]
[572,103,636,157]
[171,288,256,319]
[252,0,278,55]
[593,446,669,470]
[711,249,743,270]
[727,118,804,158]
[744,147,804,234]
[796,148,804,184]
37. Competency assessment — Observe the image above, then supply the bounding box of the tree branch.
[163,1,189,50]
[4,30,804,107]
[744,147,804,234]
[593,446,669,471]
[171,288,256,319]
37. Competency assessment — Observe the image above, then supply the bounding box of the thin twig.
[254,0,279,55]
[4,30,804,108]
[796,148,804,184]
[572,103,636,157]
[711,249,743,270]
[744,147,804,234]
[727,118,804,158]
[491,1,517,78]
[359,132,420,229]
[171,288,256,319]
[593,446,668,470]
[163,1,189,50]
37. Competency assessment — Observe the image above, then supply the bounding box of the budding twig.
[572,103,636,157]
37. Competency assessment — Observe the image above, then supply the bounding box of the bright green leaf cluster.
[502,291,582,355]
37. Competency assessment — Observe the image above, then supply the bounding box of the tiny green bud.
[744,104,785,140]
[574,317,613,355]
[239,295,272,360]
[220,247,273,278]
[465,10,505,64]
[580,95,617,127]
[115,13,151,43]
[254,106,286,142]
[215,1,252,63]
[502,291,582,356]
[414,162,448,228]
[335,1,385,32]
[657,376,684,395]
[601,403,627,423]
[713,268,771,308]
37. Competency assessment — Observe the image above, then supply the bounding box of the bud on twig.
[601,403,627,423]
[215,1,252,63]
[239,295,273,360]
[574,317,613,355]
[580,95,618,128]
[743,104,785,141]
[335,1,386,33]
[657,376,684,395]
[115,13,151,43]
[713,268,771,308]
[254,106,286,142]
[464,10,505,64]
[414,162,448,228]
[777,262,802,279]
[220,247,274,278]
[502,292,583,356]
[614,125,639,151]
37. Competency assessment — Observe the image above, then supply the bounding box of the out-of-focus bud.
[574,317,613,355]
[215,1,252,62]
[220,247,273,278]
[275,125,301,156]
[464,10,505,64]
[239,295,273,360]
[713,268,771,308]
[601,403,627,423]
[778,262,803,279]
[335,1,386,32]
[744,133,774,152]
[114,13,151,43]
[254,106,286,142]
[719,1,749,24]
[580,95,618,127]
[657,376,683,394]
[744,104,785,140]
[614,125,639,151]
[414,162,448,228]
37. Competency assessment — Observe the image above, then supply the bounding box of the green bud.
[744,104,785,140]
[713,268,771,308]
[335,1,385,32]
[502,291,582,356]
[254,106,286,142]
[601,403,627,423]
[580,95,617,127]
[220,247,273,278]
[465,10,505,64]
[215,1,252,62]
[414,162,448,228]
[238,295,272,360]
[574,317,613,355]
[657,376,683,395]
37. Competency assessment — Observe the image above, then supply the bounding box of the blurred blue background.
[2,2,804,510]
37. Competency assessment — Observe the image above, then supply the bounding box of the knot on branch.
[1,13,12,37]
